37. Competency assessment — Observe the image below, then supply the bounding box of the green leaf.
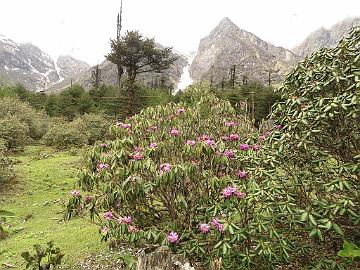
[0,210,15,217]
[332,223,344,236]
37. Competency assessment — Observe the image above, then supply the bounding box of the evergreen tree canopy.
[106,30,177,81]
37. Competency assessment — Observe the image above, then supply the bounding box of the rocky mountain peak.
[190,17,298,85]
[293,17,360,58]
[0,35,90,91]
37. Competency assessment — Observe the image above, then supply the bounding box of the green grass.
[0,146,107,269]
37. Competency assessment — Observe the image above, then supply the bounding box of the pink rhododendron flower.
[170,129,180,136]
[225,121,238,127]
[258,135,266,141]
[101,226,109,235]
[70,190,80,197]
[186,140,196,146]
[97,163,109,172]
[176,108,186,114]
[223,149,235,158]
[123,216,132,224]
[116,122,131,129]
[134,146,142,152]
[198,135,210,141]
[221,136,230,141]
[222,186,245,199]
[100,143,108,147]
[211,218,224,232]
[167,231,179,243]
[128,225,140,233]
[150,142,158,149]
[252,144,260,151]
[239,144,250,151]
[274,124,283,129]
[237,170,248,179]
[229,134,240,141]
[104,211,114,220]
[147,125,158,132]
[160,163,171,174]
[84,195,93,204]
[131,152,143,160]
[234,191,246,198]
[205,139,216,147]
[222,186,237,198]
[199,223,211,233]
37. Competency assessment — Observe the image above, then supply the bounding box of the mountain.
[293,17,360,58]
[56,55,90,80]
[0,35,90,91]
[189,17,299,85]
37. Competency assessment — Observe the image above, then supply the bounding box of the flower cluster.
[223,149,235,158]
[239,144,250,151]
[225,121,238,127]
[237,170,248,179]
[149,142,158,149]
[186,140,196,146]
[131,152,144,160]
[167,231,179,243]
[211,218,224,232]
[222,186,246,199]
[160,163,171,174]
[97,163,109,172]
[170,129,181,136]
[117,215,132,224]
[116,122,131,129]
[104,211,114,220]
[199,223,211,233]
[176,108,186,114]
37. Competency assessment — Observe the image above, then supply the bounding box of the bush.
[0,139,14,184]
[43,114,111,149]
[71,113,111,145]
[0,116,29,149]
[43,118,88,149]
[0,97,48,142]
[65,27,360,269]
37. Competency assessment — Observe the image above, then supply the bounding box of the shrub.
[71,113,111,145]
[0,97,48,142]
[65,28,360,269]
[0,116,29,149]
[0,139,14,184]
[43,118,88,149]
[21,241,64,269]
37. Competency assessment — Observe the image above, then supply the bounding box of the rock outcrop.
[293,17,360,58]
[189,17,299,85]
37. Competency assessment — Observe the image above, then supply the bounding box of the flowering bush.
[66,28,360,269]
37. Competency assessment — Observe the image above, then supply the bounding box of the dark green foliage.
[0,138,14,184]
[49,85,95,120]
[0,115,29,149]
[21,241,64,270]
[106,30,177,115]
[43,118,88,149]
[268,26,360,266]
[43,113,111,149]
[0,97,48,143]
[177,82,281,125]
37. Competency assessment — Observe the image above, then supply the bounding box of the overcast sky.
[1,0,359,65]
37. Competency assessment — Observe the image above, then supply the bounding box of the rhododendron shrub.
[66,89,292,268]
[65,25,360,268]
